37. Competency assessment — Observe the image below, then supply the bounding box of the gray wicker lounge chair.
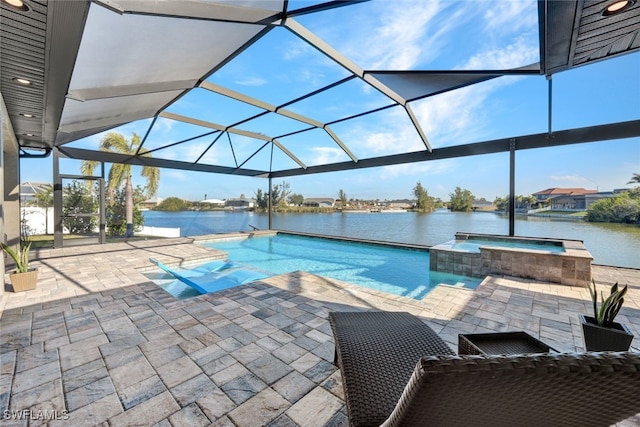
[329,311,640,427]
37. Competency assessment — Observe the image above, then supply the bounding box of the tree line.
[27,135,638,236]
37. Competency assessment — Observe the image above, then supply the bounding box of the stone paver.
[168,402,212,427]
[227,388,289,427]
[1,236,639,426]
[286,387,344,427]
[272,371,316,404]
[220,373,268,405]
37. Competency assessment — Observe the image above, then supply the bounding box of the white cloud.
[462,35,539,70]
[282,38,315,61]
[163,170,190,182]
[309,146,346,164]
[235,77,268,86]
[344,0,442,69]
[549,175,590,184]
[342,108,425,156]
[483,0,538,35]
[358,130,418,155]
[155,116,175,133]
[380,159,456,179]
[294,68,328,87]
[411,82,493,145]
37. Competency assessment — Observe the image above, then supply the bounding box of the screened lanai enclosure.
[1,0,639,249]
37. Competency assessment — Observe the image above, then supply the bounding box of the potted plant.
[2,241,38,292]
[580,280,633,351]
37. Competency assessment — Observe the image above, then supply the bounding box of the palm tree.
[81,132,159,237]
[627,173,640,185]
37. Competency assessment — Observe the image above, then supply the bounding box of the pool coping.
[196,229,432,252]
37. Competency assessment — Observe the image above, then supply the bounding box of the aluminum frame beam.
[199,81,358,162]
[57,146,267,176]
[158,111,307,169]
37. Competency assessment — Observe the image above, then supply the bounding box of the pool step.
[149,257,270,295]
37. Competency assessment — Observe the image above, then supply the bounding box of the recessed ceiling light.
[19,113,36,118]
[2,0,30,12]
[12,77,32,85]
[603,0,635,15]
[23,133,35,137]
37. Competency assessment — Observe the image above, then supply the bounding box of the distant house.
[225,198,255,209]
[200,198,225,207]
[582,192,616,209]
[533,188,600,210]
[387,199,412,209]
[302,198,335,208]
[139,196,163,211]
[20,182,52,204]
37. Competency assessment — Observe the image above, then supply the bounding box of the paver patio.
[1,236,639,426]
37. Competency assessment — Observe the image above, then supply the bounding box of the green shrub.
[586,189,640,224]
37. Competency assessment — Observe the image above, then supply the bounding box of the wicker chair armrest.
[381,352,640,427]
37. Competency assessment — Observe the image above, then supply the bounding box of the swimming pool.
[198,233,481,300]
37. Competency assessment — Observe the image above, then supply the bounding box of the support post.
[99,177,106,244]
[53,148,63,248]
[509,139,516,236]
[548,77,553,134]
[268,177,272,230]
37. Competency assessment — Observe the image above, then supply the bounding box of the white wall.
[139,226,180,238]
[21,207,55,235]
[21,207,181,238]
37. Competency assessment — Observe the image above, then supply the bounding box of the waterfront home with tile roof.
[533,188,599,209]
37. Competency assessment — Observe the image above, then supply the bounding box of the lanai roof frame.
[3,0,637,172]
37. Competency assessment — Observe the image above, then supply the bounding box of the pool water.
[198,233,481,300]
[452,238,565,253]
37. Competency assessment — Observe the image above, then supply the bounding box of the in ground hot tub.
[429,232,593,287]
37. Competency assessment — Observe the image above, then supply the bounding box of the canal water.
[143,210,640,269]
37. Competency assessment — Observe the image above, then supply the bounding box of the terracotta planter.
[9,268,38,292]
[580,314,633,351]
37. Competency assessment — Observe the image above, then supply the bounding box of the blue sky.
[21,0,640,202]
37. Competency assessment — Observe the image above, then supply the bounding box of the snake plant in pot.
[580,280,633,351]
[2,241,38,292]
